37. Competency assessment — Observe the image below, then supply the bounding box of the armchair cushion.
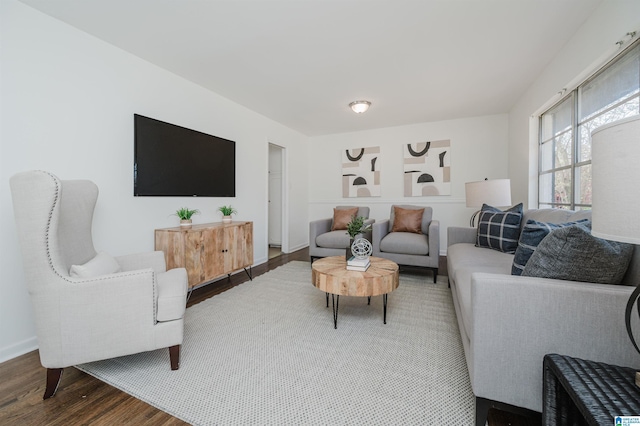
[156,268,188,322]
[391,206,424,234]
[331,207,359,231]
[476,203,523,254]
[379,232,429,256]
[522,221,633,284]
[70,252,121,278]
[316,230,350,249]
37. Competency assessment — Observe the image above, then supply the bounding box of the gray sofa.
[447,208,640,425]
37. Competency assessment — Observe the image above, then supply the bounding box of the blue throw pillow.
[511,219,591,275]
[475,203,523,254]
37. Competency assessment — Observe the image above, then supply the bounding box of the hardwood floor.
[0,249,537,425]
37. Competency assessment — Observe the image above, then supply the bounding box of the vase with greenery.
[174,207,200,226]
[218,205,237,223]
[345,215,372,260]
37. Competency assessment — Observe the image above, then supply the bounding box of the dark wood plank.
[0,249,531,425]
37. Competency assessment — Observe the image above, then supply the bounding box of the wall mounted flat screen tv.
[134,114,235,197]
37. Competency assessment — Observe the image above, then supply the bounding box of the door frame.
[267,142,288,254]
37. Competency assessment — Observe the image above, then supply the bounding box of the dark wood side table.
[543,353,640,425]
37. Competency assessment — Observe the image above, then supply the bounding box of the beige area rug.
[77,261,474,425]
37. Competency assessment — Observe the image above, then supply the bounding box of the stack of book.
[347,256,370,271]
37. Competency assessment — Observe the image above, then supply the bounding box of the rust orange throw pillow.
[391,206,424,234]
[331,207,359,231]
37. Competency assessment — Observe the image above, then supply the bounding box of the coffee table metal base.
[327,293,389,329]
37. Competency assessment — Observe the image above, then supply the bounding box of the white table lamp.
[465,178,512,227]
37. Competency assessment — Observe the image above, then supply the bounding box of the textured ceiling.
[19,0,602,136]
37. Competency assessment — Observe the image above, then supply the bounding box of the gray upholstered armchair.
[309,206,373,262]
[372,205,440,282]
[9,170,188,399]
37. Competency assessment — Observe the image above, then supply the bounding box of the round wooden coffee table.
[311,256,399,328]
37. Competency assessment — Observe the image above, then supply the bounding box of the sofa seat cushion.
[156,268,188,322]
[316,230,350,249]
[379,231,429,255]
[448,243,513,340]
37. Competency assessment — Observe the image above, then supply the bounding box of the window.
[539,40,640,210]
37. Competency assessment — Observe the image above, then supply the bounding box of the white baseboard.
[287,242,309,253]
[0,336,38,364]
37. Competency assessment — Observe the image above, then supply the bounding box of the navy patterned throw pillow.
[511,219,591,275]
[475,203,523,254]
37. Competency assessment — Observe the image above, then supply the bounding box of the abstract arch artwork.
[403,140,451,196]
[342,146,381,197]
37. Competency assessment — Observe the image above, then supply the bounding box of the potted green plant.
[345,215,372,260]
[174,207,200,226]
[218,205,237,223]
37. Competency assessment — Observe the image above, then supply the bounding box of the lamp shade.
[465,179,512,208]
[591,115,640,244]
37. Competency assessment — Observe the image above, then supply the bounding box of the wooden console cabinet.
[155,221,253,288]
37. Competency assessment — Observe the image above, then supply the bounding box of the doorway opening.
[268,143,285,259]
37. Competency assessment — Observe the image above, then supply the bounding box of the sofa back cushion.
[521,209,591,231]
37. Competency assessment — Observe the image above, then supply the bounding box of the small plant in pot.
[174,207,200,226]
[345,215,372,260]
[218,205,237,223]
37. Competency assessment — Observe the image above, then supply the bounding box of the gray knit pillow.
[511,218,591,276]
[521,222,633,284]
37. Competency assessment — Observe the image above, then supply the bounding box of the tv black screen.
[134,114,235,197]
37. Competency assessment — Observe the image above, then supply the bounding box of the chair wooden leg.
[43,368,63,399]
[169,345,180,370]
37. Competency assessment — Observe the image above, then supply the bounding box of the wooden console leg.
[169,345,180,370]
[43,368,63,399]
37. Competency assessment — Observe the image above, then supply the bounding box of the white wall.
[308,114,509,251]
[508,1,640,208]
[0,0,309,362]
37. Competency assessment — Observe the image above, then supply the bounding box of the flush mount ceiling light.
[349,100,371,114]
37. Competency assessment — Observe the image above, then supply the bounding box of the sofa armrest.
[469,273,639,412]
[372,219,390,254]
[309,218,332,249]
[116,251,167,273]
[38,269,159,367]
[448,226,476,247]
[428,220,440,256]
[358,218,375,242]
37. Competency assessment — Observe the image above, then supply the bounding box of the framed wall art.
[403,140,451,196]
[342,146,381,197]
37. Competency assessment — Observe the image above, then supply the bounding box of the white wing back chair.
[10,170,188,399]
[309,206,373,262]
[372,205,440,283]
